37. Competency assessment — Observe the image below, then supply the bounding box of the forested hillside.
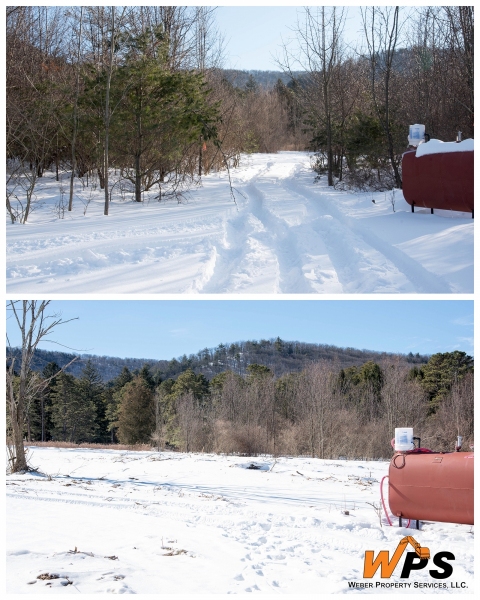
[7,339,429,382]
[221,70,304,90]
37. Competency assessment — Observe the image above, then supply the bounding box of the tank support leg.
[431,208,434,214]
[411,204,414,213]
[399,516,402,527]
[415,520,420,530]
[472,210,474,219]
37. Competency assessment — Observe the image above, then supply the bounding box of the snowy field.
[6,152,473,294]
[7,447,474,594]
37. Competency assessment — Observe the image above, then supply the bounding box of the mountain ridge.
[7,338,429,382]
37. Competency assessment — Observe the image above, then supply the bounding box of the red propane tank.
[402,149,474,214]
[388,452,474,525]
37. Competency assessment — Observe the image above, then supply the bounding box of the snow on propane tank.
[394,427,414,451]
[408,124,425,147]
[388,432,474,526]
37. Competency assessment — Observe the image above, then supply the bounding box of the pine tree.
[421,351,474,411]
[246,364,273,381]
[78,360,107,442]
[40,362,62,441]
[116,377,155,444]
[138,364,155,391]
[50,372,97,442]
[244,74,258,94]
[152,370,211,449]
[110,26,220,202]
[172,369,210,401]
[104,366,134,442]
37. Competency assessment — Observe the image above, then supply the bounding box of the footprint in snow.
[105,581,134,594]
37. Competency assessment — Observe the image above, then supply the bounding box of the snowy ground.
[6,152,473,294]
[7,447,474,594]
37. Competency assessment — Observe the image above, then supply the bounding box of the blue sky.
[6,300,473,361]
[215,6,365,71]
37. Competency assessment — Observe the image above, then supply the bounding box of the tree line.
[10,351,473,460]
[7,337,429,383]
[6,6,474,223]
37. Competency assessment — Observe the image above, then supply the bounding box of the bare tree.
[380,357,427,436]
[6,6,68,222]
[193,6,225,176]
[103,6,116,216]
[68,6,84,212]
[424,372,474,451]
[440,6,474,135]
[296,361,338,459]
[279,6,346,186]
[176,391,204,452]
[6,301,76,472]
[361,6,406,188]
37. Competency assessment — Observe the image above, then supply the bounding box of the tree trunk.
[198,137,203,176]
[69,7,84,211]
[135,154,142,202]
[104,8,115,216]
[7,365,28,472]
[41,396,45,442]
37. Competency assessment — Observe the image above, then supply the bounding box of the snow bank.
[416,138,474,157]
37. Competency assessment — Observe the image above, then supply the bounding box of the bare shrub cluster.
[154,362,473,460]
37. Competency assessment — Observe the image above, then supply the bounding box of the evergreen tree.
[78,360,107,442]
[274,337,284,354]
[110,26,220,202]
[171,369,210,401]
[116,377,155,444]
[104,366,134,442]
[210,371,233,393]
[50,372,97,442]
[114,366,134,390]
[39,362,61,441]
[421,351,474,411]
[153,371,211,448]
[138,364,156,391]
[246,364,273,381]
[244,74,258,94]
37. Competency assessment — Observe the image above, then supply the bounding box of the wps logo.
[363,536,454,579]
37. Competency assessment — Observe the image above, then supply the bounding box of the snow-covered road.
[6,448,474,594]
[6,153,473,293]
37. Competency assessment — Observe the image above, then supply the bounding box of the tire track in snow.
[244,182,314,293]
[281,183,405,293]
[200,212,282,293]
[200,161,281,292]
[202,160,314,293]
[283,178,452,293]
